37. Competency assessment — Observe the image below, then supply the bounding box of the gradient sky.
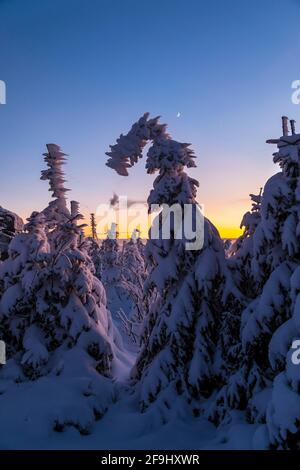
[1,0,300,238]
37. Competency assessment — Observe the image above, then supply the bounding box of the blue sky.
[1,0,300,236]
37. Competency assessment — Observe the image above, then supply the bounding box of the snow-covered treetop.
[146,136,196,173]
[106,112,196,177]
[107,223,118,239]
[106,113,168,176]
[41,144,69,200]
[24,211,47,234]
[239,190,262,237]
[41,144,70,225]
[267,117,300,177]
[249,191,262,212]
[106,113,198,207]
[131,228,140,242]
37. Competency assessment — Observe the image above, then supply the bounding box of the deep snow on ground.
[0,376,258,450]
[0,329,259,451]
[0,293,259,451]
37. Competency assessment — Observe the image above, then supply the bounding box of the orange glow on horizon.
[217,226,243,240]
[82,202,247,241]
[84,224,243,241]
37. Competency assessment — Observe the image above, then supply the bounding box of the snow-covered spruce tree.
[106,113,242,417]
[211,188,263,397]
[121,232,146,286]
[127,229,146,264]
[85,237,102,279]
[242,120,300,424]
[227,190,262,298]
[262,121,300,448]
[40,143,71,229]
[99,224,134,320]
[0,211,50,363]
[90,213,98,241]
[211,118,300,429]
[83,214,102,279]
[0,206,24,261]
[117,231,149,343]
[129,228,145,257]
[0,145,120,434]
[100,223,120,284]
